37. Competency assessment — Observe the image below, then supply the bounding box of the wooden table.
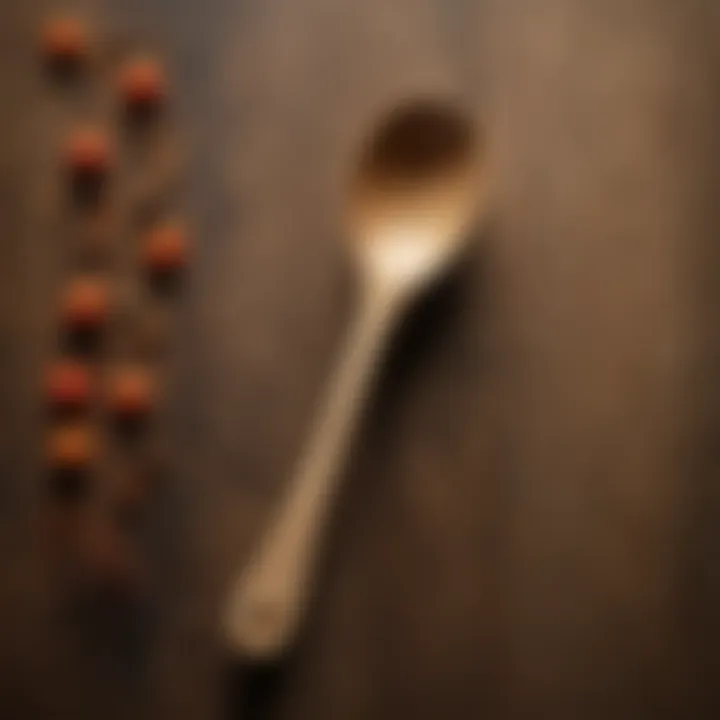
[2,0,720,717]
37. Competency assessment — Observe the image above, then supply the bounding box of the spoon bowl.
[351,100,484,289]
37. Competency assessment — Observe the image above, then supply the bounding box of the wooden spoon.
[224,98,487,661]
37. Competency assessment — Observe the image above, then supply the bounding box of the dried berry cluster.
[41,15,189,594]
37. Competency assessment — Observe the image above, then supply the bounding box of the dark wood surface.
[2,0,720,717]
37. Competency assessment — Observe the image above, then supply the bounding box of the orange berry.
[41,17,88,65]
[108,366,156,420]
[143,221,188,274]
[46,424,96,471]
[65,128,113,177]
[61,276,110,332]
[119,56,166,109]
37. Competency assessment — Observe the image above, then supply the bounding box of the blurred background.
[2,0,720,718]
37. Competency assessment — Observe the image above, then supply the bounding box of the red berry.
[45,360,92,410]
[143,221,189,274]
[119,56,166,109]
[108,366,156,420]
[65,128,113,177]
[61,277,110,332]
[41,17,88,65]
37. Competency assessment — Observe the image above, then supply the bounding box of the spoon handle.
[224,283,399,660]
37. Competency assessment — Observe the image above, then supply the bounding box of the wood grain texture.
[1,0,720,718]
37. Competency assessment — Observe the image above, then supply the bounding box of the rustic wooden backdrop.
[2,0,720,717]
